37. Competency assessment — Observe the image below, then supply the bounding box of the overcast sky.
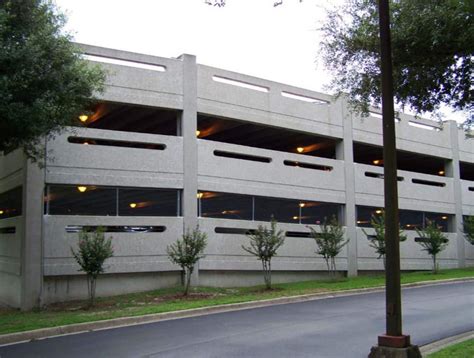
[56,0,466,122]
[56,0,339,92]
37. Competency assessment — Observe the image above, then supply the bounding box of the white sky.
[56,0,338,92]
[56,0,467,123]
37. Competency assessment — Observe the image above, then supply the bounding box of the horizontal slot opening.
[214,227,255,235]
[0,227,16,234]
[284,160,332,171]
[411,179,445,187]
[408,121,440,131]
[469,187,474,192]
[415,237,448,244]
[214,150,271,163]
[281,91,328,104]
[212,75,269,93]
[285,231,311,238]
[365,172,403,181]
[83,54,166,72]
[68,137,166,150]
[65,225,166,233]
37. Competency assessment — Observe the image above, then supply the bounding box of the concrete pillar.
[334,98,358,276]
[179,54,199,281]
[447,120,465,267]
[21,159,44,310]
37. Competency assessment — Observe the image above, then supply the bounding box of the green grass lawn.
[427,339,474,357]
[0,267,472,335]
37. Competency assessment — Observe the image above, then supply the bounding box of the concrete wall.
[1,44,472,307]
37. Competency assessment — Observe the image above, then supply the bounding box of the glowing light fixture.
[375,209,383,214]
[79,114,89,122]
[77,186,87,193]
[0,210,4,215]
[373,159,382,165]
[197,192,203,199]
[129,203,137,209]
[293,216,299,220]
[296,147,304,153]
[83,142,89,145]
[406,224,411,228]
[196,130,201,137]
[438,170,445,176]
[441,216,448,220]
[299,203,305,208]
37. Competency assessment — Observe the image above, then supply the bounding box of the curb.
[0,277,472,347]
[420,330,473,356]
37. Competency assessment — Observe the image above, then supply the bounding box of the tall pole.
[371,6,421,357]
[378,0,402,339]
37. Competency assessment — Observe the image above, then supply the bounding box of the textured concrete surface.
[1,281,472,357]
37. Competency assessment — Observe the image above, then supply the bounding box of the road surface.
[1,281,473,357]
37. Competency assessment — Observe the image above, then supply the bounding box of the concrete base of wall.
[0,272,21,307]
[199,270,342,287]
[42,271,182,305]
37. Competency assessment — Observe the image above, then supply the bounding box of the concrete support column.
[447,120,465,267]
[179,54,199,281]
[335,98,358,276]
[21,159,44,310]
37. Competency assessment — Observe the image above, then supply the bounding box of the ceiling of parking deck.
[197,115,339,159]
[86,103,178,135]
[353,142,447,176]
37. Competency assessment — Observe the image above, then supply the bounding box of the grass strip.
[0,267,472,335]
[427,338,474,357]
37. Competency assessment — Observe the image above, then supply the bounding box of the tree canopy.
[0,0,105,161]
[320,0,473,126]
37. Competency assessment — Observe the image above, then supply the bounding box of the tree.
[0,0,105,161]
[242,219,285,289]
[308,216,348,278]
[463,216,474,245]
[167,226,207,296]
[362,212,407,269]
[416,220,449,274]
[320,0,473,126]
[71,227,114,307]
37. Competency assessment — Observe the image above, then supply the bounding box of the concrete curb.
[420,330,473,356]
[0,277,472,347]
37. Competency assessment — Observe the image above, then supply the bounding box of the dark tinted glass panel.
[424,213,450,232]
[254,197,299,223]
[357,205,451,232]
[356,206,385,227]
[300,202,340,225]
[399,210,423,231]
[0,186,22,219]
[47,186,116,216]
[200,192,252,220]
[119,189,178,216]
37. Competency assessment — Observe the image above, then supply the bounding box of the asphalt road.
[1,281,473,358]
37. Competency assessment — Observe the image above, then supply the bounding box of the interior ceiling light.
[196,130,201,137]
[79,114,89,122]
[129,203,137,209]
[296,147,304,153]
[375,209,383,214]
[441,216,448,220]
[293,216,299,220]
[0,210,4,215]
[438,170,445,175]
[77,186,87,193]
[373,159,382,165]
[197,192,203,199]
[299,203,305,208]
